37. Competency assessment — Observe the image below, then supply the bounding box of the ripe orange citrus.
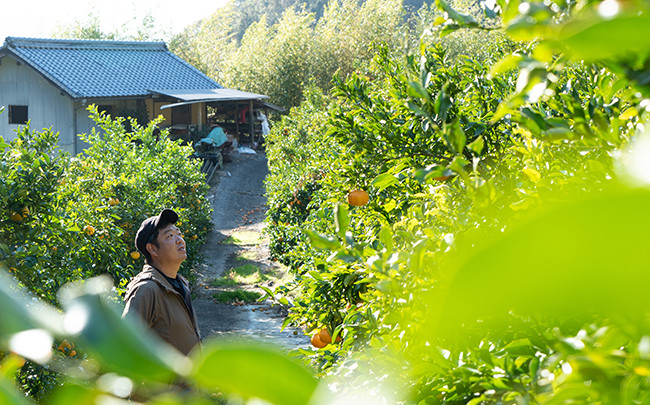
[21,207,30,216]
[319,328,342,344]
[130,251,141,260]
[311,332,327,348]
[319,328,332,344]
[9,212,23,222]
[57,339,73,351]
[83,225,95,236]
[108,197,119,206]
[347,190,369,206]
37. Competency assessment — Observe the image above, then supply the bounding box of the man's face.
[148,223,187,265]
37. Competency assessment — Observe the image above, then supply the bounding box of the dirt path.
[192,150,307,350]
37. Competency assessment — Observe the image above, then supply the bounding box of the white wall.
[0,54,75,154]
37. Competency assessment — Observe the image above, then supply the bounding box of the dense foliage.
[263,0,650,402]
[1,107,212,305]
[0,107,212,399]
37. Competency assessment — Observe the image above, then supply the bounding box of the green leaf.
[540,127,573,141]
[191,341,319,405]
[60,276,188,383]
[619,108,638,120]
[449,156,469,174]
[505,17,553,41]
[258,285,275,300]
[372,173,399,190]
[334,203,349,239]
[439,24,461,38]
[557,14,650,62]
[0,376,33,405]
[434,89,451,121]
[502,338,537,356]
[407,101,429,118]
[0,272,63,340]
[432,189,650,340]
[523,167,541,183]
[47,384,101,405]
[444,120,467,155]
[407,81,430,101]
[435,0,478,26]
[489,53,525,78]
[308,270,324,281]
[379,226,393,252]
[343,273,357,287]
[305,229,340,250]
[467,136,485,156]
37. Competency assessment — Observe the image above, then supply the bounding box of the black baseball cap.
[135,209,179,255]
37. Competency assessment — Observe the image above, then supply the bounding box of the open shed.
[152,88,282,146]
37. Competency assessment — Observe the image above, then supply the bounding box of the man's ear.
[146,242,158,259]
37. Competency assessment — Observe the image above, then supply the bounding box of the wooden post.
[249,100,255,147]
[235,103,240,144]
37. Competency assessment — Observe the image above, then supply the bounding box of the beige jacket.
[122,265,201,356]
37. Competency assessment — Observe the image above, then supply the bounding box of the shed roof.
[151,89,270,109]
[0,37,222,99]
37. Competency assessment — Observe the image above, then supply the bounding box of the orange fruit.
[108,197,119,206]
[130,251,141,260]
[346,190,369,206]
[21,207,30,216]
[433,175,451,181]
[319,328,342,344]
[319,328,332,344]
[9,212,23,222]
[310,332,327,348]
[83,225,95,236]
[57,339,73,351]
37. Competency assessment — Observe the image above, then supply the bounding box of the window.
[172,104,191,125]
[8,105,28,125]
[98,105,113,116]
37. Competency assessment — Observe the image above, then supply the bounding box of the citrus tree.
[0,106,214,398]
[263,0,650,402]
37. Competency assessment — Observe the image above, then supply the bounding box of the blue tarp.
[200,127,228,147]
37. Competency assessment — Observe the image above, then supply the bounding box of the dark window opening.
[98,105,113,116]
[172,104,191,125]
[8,105,28,125]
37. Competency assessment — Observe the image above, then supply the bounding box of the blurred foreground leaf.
[0,376,33,405]
[0,271,63,340]
[432,188,650,340]
[60,276,190,383]
[191,340,319,405]
[557,14,650,62]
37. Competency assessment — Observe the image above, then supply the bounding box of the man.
[122,208,201,356]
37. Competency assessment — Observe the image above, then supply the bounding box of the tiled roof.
[1,37,222,99]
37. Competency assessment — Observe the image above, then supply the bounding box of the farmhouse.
[0,37,273,154]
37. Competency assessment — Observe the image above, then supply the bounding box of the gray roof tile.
[1,37,221,99]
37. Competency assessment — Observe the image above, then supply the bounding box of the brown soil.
[191,150,308,350]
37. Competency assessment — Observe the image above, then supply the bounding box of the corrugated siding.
[0,55,75,153]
